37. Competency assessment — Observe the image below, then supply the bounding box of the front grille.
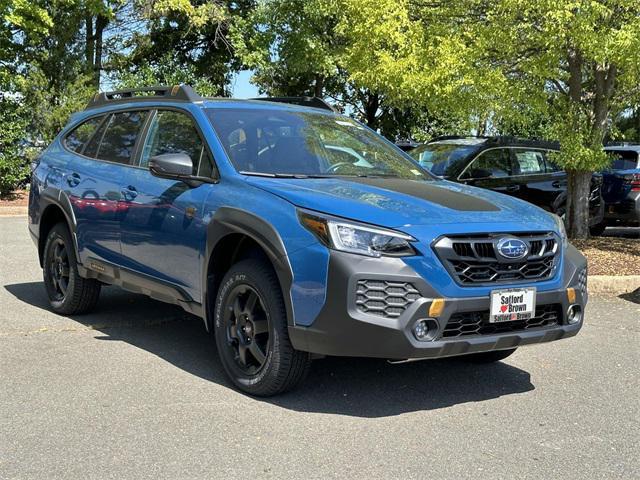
[433,232,560,286]
[355,279,420,318]
[442,304,562,338]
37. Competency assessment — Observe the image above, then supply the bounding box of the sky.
[230,70,259,98]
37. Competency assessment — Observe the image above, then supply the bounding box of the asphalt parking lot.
[1,216,638,479]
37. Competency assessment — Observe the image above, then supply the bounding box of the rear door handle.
[551,181,561,188]
[66,172,81,187]
[505,185,519,192]
[121,185,138,200]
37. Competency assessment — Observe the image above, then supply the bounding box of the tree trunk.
[92,15,108,90]
[85,17,94,70]
[314,74,324,97]
[566,170,592,239]
[363,92,380,129]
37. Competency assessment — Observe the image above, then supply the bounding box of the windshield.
[206,108,431,180]
[409,143,481,177]
[606,150,639,170]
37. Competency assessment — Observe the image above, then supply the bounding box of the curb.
[0,206,28,216]
[588,275,640,295]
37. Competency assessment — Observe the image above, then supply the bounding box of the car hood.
[246,176,557,230]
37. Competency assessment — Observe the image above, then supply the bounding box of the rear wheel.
[461,348,517,363]
[43,223,101,315]
[214,258,311,396]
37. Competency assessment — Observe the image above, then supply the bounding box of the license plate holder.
[489,287,536,323]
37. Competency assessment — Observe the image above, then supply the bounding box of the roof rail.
[605,141,640,147]
[429,135,486,142]
[250,96,335,112]
[428,135,559,149]
[86,85,201,110]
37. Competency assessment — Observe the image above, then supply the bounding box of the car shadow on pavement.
[619,287,640,304]
[5,281,535,418]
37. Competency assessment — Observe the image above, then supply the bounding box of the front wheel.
[461,348,517,364]
[213,258,311,396]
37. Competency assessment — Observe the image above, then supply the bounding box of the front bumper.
[289,245,587,360]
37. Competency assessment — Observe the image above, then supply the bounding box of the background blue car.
[594,145,640,233]
[29,86,588,395]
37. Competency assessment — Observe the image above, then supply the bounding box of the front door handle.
[551,180,562,188]
[121,185,138,201]
[66,172,81,187]
[505,185,520,192]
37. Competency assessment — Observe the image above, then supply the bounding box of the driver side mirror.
[149,153,215,187]
[149,153,193,179]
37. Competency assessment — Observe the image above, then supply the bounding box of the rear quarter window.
[64,116,105,153]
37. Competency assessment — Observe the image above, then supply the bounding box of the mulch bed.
[0,190,29,207]
[573,236,640,276]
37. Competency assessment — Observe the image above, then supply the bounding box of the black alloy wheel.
[214,258,311,396]
[46,237,71,302]
[223,285,270,374]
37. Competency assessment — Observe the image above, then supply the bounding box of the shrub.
[0,95,29,197]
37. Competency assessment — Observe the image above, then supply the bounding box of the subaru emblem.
[496,237,528,260]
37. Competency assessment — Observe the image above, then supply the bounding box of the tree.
[117,0,247,96]
[0,0,52,195]
[233,0,436,135]
[340,0,640,238]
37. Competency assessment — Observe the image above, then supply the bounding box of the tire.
[42,223,101,315]
[589,221,607,236]
[213,258,311,396]
[461,348,517,364]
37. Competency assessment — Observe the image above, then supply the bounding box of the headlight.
[298,211,416,257]
[553,214,568,247]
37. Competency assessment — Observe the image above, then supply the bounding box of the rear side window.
[64,116,105,153]
[140,110,212,176]
[89,111,148,165]
[512,149,546,175]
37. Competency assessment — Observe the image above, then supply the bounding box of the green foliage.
[340,0,640,237]
[0,95,29,196]
[20,69,96,144]
[116,54,220,96]
[232,0,344,96]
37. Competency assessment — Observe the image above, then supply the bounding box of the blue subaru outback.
[29,85,588,395]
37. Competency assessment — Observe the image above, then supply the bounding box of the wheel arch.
[37,193,78,267]
[203,207,294,332]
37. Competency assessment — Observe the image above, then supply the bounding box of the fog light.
[567,304,582,325]
[413,318,436,341]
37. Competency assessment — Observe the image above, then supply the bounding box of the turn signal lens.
[566,288,576,304]
[429,298,445,317]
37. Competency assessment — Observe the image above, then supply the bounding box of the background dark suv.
[409,136,604,228]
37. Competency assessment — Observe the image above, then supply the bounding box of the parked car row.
[402,136,640,235]
[406,136,605,232]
